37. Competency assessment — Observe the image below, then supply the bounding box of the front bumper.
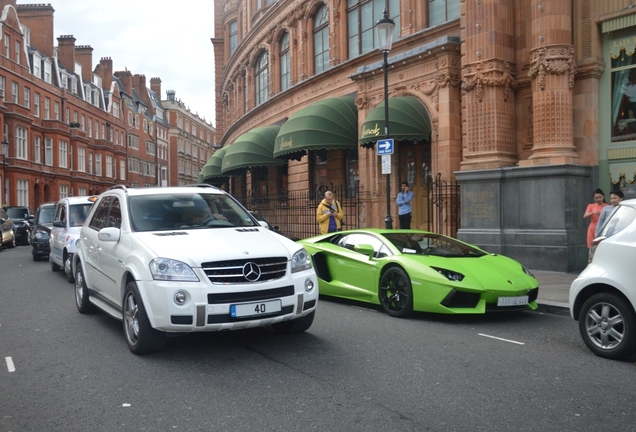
[32,240,50,255]
[137,270,319,332]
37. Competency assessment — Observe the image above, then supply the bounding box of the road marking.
[478,333,525,345]
[5,356,15,372]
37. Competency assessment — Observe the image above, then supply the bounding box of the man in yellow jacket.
[316,191,344,234]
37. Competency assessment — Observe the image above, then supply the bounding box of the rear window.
[599,205,636,238]
[7,208,29,219]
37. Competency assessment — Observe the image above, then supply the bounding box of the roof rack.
[108,184,128,192]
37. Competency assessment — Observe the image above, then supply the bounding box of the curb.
[536,300,570,316]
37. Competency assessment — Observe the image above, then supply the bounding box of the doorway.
[398,140,431,230]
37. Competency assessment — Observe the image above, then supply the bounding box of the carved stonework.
[355,96,369,110]
[423,72,462,111]
[462,60,518,102]
[528,45,577,90]
[224,0,238,13]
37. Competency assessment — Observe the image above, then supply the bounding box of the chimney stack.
[150,77,161,99]
[75,45,93,83]
[94,57,113,90]
[56,35,76,72]
[17,3,55,59]
[115,70,133,95]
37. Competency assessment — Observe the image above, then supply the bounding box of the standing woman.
[583,188,609,248]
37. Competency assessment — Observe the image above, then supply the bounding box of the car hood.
[132,227,297,266]
[404,253,537,289]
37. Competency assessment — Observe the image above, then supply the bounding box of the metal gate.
[427,173,461,237]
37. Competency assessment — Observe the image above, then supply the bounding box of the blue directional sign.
[377,138,394,155]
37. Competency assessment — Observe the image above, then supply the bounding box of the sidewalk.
[532,269,579,315]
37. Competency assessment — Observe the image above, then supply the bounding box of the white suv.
[73,185,318,354]
[570,198,636,360]
[50,196,96,283]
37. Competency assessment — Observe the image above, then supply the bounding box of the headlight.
[150,258,199,281]
[522,266,535,278]
[291,248,312,273]
[34,231,49,240]
[431,266,465,282]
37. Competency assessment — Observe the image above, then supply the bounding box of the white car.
[50,196,96,283]
[73,184,318,354]
[570,198,636,360]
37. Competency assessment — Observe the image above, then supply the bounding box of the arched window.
[229,20,238,56]
[313,5,329,74]
[255,51,268,106]
[280,32,290,92]
[429,0,460,27]
[347,0,400,59]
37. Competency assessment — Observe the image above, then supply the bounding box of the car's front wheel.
[74,263,94,314]
[272,311,315,334]
[7,232,15,248]
[123,281,166,354]
[379,266,414,318]
[65,255,75,283]
[578,292,636,360]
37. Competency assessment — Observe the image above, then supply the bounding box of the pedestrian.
[316,191,343,234]
[583,188,609,248]
[595,190,624,237]
[396,180,414,229]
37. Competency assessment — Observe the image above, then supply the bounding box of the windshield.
[7,208,29,220]
[383,232,486,257]
[69,204,93,227]
[38,206,56,226]
[599,205,636,238]
[129,193,258,232]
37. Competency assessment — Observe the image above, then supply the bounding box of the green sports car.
[298,229,539,317]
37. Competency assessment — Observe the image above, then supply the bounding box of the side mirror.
[354,243,375,259]
[53,220,65,228]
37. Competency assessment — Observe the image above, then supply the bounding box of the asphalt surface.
[532,269,578,315]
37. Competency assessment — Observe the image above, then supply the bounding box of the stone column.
[522,1,578,165]
[460,0,518,170]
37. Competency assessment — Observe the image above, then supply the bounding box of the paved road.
[1,246,634,432]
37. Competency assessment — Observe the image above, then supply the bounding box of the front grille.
[202,257,288,283]
[171,315,193,325]
[303,299,316,311]
[528,287,539,303]
[441,290,481,308]
[208,285,295,304]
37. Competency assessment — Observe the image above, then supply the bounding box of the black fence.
[239,176,460,240]
[427,173,461,238]
[242,183,361,240]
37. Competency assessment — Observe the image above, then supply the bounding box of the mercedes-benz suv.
[73,185,318,354]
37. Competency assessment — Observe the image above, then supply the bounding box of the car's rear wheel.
[51,258,61,272]
[379,266,413,318]
[272,311,315,334]
[74,263,94,314]
[123,281,166,354]
[578,292,636,360]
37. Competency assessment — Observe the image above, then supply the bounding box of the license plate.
[230,299,282,318]
[497,295,529,307]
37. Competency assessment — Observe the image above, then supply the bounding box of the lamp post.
[1,139,8,207]
[376,9,395,229]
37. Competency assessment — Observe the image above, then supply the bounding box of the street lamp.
[1,139,8,207]
[376,9,395,229]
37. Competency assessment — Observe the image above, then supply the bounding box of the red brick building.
[0,1,215,211]
[209,0,636,271]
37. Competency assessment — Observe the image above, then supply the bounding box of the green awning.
[274,96,358,161]
[359,96,431,147]
[199,147,228,182]
[221,125,285,174]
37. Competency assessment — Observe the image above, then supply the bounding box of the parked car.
[72,184,318,354]
[5,206,34,245]
[298,229,539,317]
[31,202,56,261]
[570,198,636,360]
[0,207,16,250]
[50,196,96,282]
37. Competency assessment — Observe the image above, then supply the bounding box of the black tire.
[272,311,315,334]
[65,255,75,283]
[32,253,41,261]
[7,232,16,248]
[122,281,167,354]
[578,292,636,360]
[74,262,95,314]
[379,266,414,318]
[51,258,61,272]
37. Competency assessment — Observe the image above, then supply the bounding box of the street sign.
[377,138,394,155]
[381,154,391,174]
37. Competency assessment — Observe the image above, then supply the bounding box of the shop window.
[611,38,636,142]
